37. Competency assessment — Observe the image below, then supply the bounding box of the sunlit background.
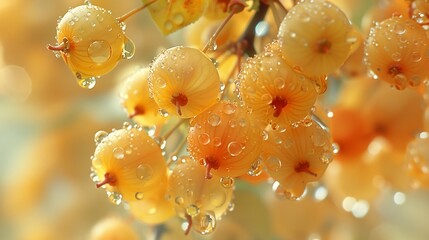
[1,0,429,239]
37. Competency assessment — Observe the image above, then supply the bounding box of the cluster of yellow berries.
[48,0,429,237]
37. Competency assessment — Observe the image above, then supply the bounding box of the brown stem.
[162,119,186,140]
[117,0,158,23]
[184,213,193,235]
[96,172,117,188]
[47,38,69,52]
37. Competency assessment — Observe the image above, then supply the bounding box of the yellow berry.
[91,125,168,203]
[168,157,234,235]
[236,41,318,128]
[149,46,220,118]
[262,119,333,199]
[119,67,167,126]
[365,16,429,89]
[277,0,353,76]
[187,101,263,178]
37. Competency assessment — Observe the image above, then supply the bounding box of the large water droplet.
[107,191,122,205]
[186,204,200,217]
[198,133,210,145]
[94,130,108,145]
[222,103,236,115]
[227,141,244,156]
[265,156,282,172]
[194,212,216,235]
[208,113,221,126]
[393,23,406,35]
[113,147,125,159]
[122,38,135,60]
[76,76,97,89]
[88,40,111,64]
[175,196,184,205]
[136,164,153,181]
[248,158,263,176]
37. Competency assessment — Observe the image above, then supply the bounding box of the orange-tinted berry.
[365,16,429,90]
[149,46,220,118]
[187,101,263,178]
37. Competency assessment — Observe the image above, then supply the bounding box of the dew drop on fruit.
[194,212,216,235]
[393,23,406,35]
[175,196,184,205]
[122,37,135,60]
[87,40,112,64]
[136,164,154,181]
[113,147,125,159]
[213,137,222,147]
[222,103,236,115]
[411,52,422,62]
[208,113,221,126]
[198,133,210,145]
[185,204,200,217]
[265,156,282,172]
[76,76,97,89]
[155,77,166,88]
[220,176,234,188]
[135,192,144,200]
[248,158,263,176]
[227,141,243,156]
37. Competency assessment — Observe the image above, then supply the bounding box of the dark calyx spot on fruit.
[388,65,402,77]
[316,39,332,54]
[294,161,317,177]
[96,172,117,188]
[270,96,288,117]
[130,105,145,118]
[171,93,188,116]
[204,156,220,179]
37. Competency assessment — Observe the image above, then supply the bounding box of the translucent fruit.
[365,16,429,90]
[262,119,333,199]
[89,216,139,240]
[128,178,175,225]
[168,157,234,234]
[119,67,167,126]
[187,101,263,178]
[277,0,353,76]
[91,124,168,203]
[49,4,132,89]
[149,46,220,118]
[236,41,318,128]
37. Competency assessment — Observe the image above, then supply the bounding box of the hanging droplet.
[248,159,263,176]
[154,136,167,149]
[175,196,184,205]
[76,76,97,89]
[107,191,122,205]
[87,40,111,64]
[186,204,200,217]
[122,37,135,60]
[194,211,216,235]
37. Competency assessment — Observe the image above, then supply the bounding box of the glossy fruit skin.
[149,46,220,118]
[187,101,263,178]
[277,0,353,76]
[91,126,168,202]
[55,4,125,79]
[365,16,429,90]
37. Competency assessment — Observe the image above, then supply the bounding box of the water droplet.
[391,52,401,62]
[198,133,210,145]
[155,77,166,88]
[227,202,235,212]
[136,164,153,181]
[300,12,311,22]
[122,38,135,60]
[113,147,125,159]
[261,94,272,104]
[175,196,184,205]
[208,113,221,126]
[265,156,282,172]
[227,141,243,156]
[76,76,97,89]
[321,151,333,164]
[248,159,263,176]
[135,192,144,200]
[107,191,122,205]
[172,13,184,25]
[220,176,234,188]
[94,131,108,145]
[87,40,111,64]
[186,204,200,217]
[393,74,407,90]
[194,212,216,235]
[222,103,236,115]
[411,52,422,62]
[213,137,222,147]
[274,77,285,89]
[332,143,340,154]
[255,21,269,37]
[393,23,406,35]
[311,131,326,147]
[154,136,166,149]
